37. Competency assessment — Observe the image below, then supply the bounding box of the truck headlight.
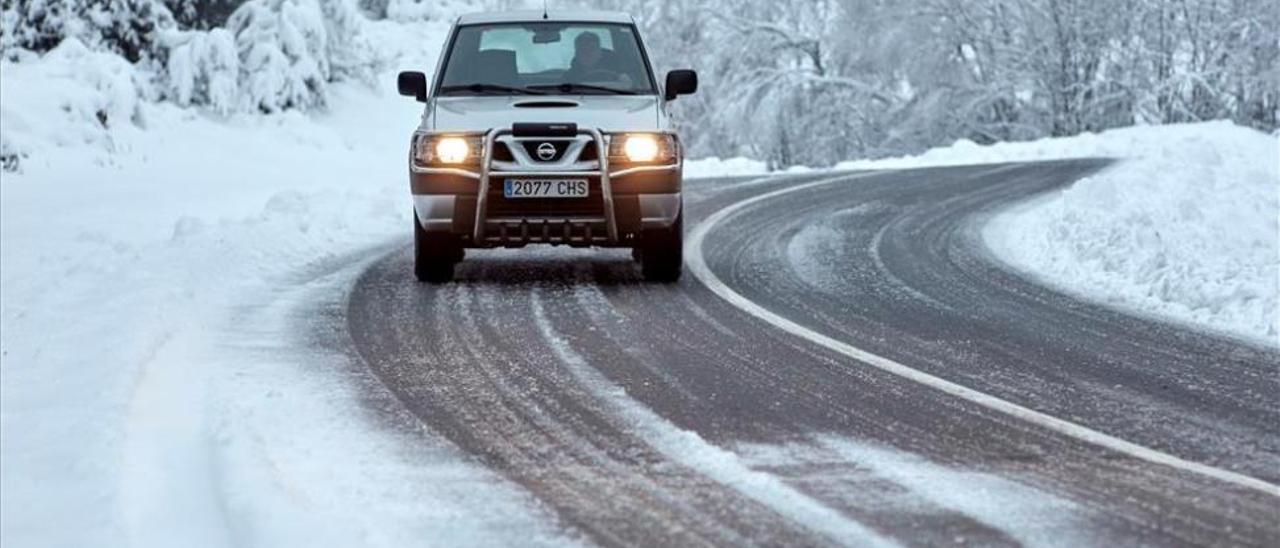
[435,137,470,164]
[624,135,660,162]
[609,133,678,164]
[412,134,482,167]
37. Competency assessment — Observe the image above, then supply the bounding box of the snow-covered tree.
[1,0,176,62]
[224,0,328,112]
[87,0,176,61]
[587,0,1278,165]
[165,25,237,111]
[220,0,379,112]
[384,0,471,22]
[1,0,81,53]
[165,0,243,28]
[3,0,1275,156]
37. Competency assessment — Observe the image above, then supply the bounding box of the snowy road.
[343,162,1279,546]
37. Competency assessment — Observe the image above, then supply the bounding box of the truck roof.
[456,10,636,25]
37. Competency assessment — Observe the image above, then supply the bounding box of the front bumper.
[409,128,682,248]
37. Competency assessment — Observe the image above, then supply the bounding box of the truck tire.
[639,214,682,282]
[414,213,459,283]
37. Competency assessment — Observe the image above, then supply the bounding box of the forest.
[3,0,1277,167]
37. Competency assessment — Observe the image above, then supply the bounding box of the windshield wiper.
[529,83,639,95]
[438,83,547,96]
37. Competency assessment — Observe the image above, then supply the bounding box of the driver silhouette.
[566,32,606,81]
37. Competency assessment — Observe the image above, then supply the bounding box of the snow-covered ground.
[0,19,588,548]
[842,123,1279,347]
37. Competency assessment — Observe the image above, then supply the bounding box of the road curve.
[346,161,1280,547]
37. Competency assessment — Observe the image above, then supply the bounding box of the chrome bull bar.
[475,127,617,244]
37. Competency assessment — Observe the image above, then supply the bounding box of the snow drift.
[843,123,1279,347]
[984,123,1279,346]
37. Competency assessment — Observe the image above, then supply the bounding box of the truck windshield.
[438,23,656,96]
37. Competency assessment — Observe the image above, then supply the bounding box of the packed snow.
[843,123,1279,347]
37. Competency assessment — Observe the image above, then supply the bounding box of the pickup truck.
[397,9,698,283]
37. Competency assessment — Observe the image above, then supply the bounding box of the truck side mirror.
[664,70,698,101]
[398,71,429,102]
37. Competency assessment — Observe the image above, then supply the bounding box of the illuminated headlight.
[412,134,482,167]
[436,137,470,164]
[609,133,678,164]
[624,135,660,162]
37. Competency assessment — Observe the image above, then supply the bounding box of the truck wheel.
[639,214,683,282]
[414,213,459,283]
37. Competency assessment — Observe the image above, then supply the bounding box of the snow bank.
[845,122,1278,346]
[684,156,769,179]
[1,19,577,547]
[0,39,149,168]
[984,123,1279,346]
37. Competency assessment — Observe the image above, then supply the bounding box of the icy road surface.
[343,162,1279,547]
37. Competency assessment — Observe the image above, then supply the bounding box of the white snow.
[681,157,816,179]
[1,19,580,547]
[386,0,479,23]
[683,156,769,179]
[842,122,1279,347]
[0,39,146,162]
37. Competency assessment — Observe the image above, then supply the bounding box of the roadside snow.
[1,20,579,547]
[0,39,146,166]
[682,157,817,179]
[842,122,1279,347]
[684,156,769,179]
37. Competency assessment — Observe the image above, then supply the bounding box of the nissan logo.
[536,142,557,161]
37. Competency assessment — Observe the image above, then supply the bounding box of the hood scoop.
[513,99,580,108]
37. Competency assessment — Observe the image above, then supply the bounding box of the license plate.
[504,179,589,198]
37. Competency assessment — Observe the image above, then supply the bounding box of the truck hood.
[430,96,661,133]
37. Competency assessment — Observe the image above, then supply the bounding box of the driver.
[565,32,623,84]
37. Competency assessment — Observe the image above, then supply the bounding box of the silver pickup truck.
[397,9,698,283]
